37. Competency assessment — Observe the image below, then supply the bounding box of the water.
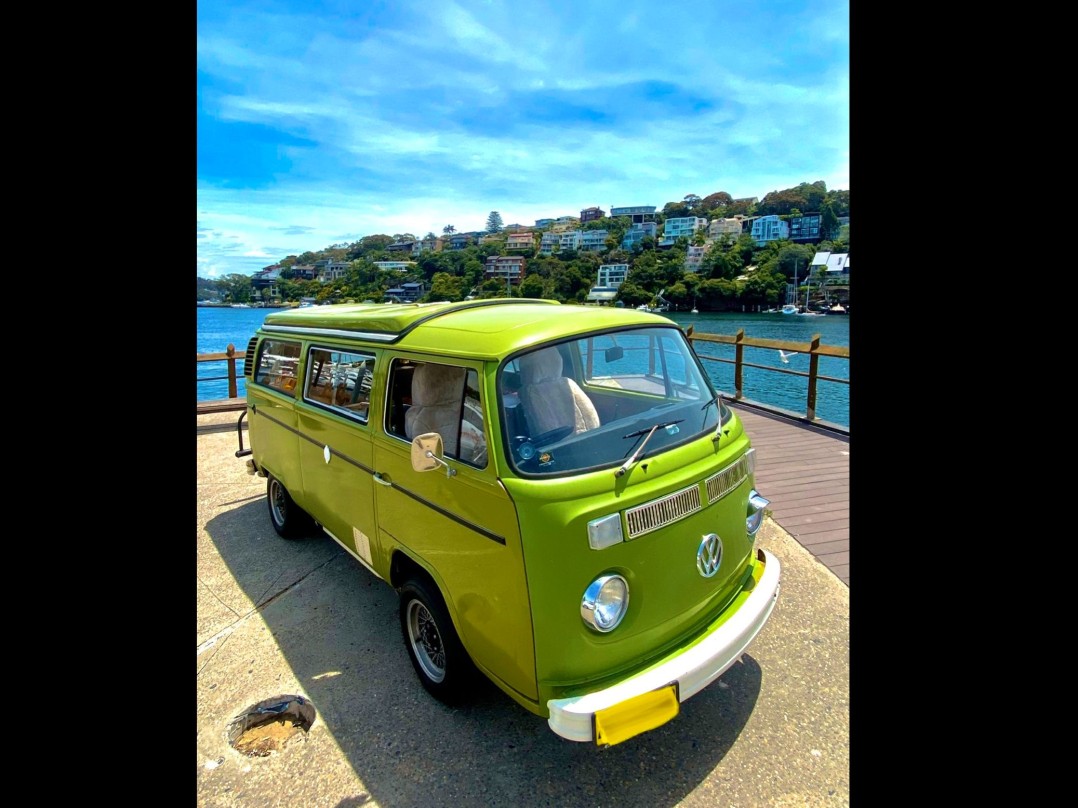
[664,311,849,429]
[197,307,274,401]
[197,306,850,428]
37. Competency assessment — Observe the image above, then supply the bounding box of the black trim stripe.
[251,405,505,546]
[388,483,506,545]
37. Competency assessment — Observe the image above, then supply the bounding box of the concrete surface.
[196,412,849,807]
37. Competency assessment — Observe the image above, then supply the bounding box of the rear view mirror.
[605,346,625,362]
[411,433,456,477]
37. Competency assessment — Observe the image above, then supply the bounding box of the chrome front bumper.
[546,547,781,743]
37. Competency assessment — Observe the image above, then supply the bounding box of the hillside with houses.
[197,182,849,313]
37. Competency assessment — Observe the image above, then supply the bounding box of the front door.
[372,357,537,700]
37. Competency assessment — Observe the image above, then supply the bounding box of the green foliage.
[664,280,690,308]
[615,281,650,307]
[485,211,504,234]
[478,277,507,296]
[819,201,838,241]
[519,274,545,299]
[826,190,849,217]
[427,272,464,302]
[662,200,690,219]
[740,266,786,306]
[725,198,756,217]
[218,273,253,303]
[700,191,733,212]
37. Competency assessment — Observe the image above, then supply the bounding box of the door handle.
[373,473,392,487]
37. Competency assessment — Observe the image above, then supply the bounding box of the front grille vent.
[625,484,702,539]
[705,449,754,504]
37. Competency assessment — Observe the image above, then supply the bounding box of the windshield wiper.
[705,393,729,441]
[616,420,683,478]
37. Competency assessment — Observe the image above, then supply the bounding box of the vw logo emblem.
[696,533,723,578]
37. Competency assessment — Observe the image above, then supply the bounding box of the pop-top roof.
[259,298,672,358]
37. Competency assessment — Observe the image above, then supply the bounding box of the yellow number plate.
[593,684,680,747]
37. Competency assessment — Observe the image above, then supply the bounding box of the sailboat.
[797,272,824,316]
[781,261,799,313]
[690,297,699,314]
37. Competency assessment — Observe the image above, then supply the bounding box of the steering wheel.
[530,425,573,446]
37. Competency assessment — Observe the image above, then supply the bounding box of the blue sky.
[197,0,849,279]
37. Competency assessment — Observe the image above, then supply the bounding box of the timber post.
[806,334,821,420]
[226,343,238,399]
[733,329,745,400]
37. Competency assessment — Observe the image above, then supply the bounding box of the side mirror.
[410,433,456,477]
[605,346,624,362]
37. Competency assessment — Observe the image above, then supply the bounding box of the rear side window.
[386,359,487,469]
[253,339,302,394]
[302,347,375,422]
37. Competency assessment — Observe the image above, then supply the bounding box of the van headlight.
[581,574,629,632]
[746,489,769,537]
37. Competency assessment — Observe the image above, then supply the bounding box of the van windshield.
[498,326,730,476]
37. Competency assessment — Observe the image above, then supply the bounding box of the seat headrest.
[411,363,464,407]
[519,348,563,384]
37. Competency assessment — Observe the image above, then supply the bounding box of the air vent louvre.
[705,449,754,504]
[243,337,258,379]
[625,485,702,539]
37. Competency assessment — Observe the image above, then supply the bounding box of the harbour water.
[197,306,850,428]
[665,310,849,429]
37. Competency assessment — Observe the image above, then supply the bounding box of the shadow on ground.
[200,498,762,806]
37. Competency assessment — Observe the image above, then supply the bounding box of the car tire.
[266,475,313,539]
[399,576,476,704]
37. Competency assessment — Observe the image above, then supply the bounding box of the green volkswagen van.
[240,299,779,747]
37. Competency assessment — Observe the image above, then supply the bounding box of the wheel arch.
[390,549,463,635]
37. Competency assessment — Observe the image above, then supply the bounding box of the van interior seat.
[405,363,467,456]
[518,347,600,436]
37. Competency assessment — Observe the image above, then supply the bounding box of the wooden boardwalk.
[731,403,850,587]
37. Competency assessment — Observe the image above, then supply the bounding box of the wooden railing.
[684,326,849,430]
[197,343,247,415]
[197,330,850,431]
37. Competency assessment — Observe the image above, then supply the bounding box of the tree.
[825,190,850,217]
[218,273,252,304]
[428,272,464,302]
[701,243,743,280]
[820,201,840,241]
[740,267,785,307]
[443,224,456,234]
[485,211,504,234]
[347,235,394,260]
[520,274,545,299]
[701,191,733,210]
[615,281,650,308]
[662,200,690,219]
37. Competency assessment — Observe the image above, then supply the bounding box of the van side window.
[303,347,375,423]
[254,339,301,394]
[388,360,487,469]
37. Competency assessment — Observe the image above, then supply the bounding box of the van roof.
[260,299,671,359]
